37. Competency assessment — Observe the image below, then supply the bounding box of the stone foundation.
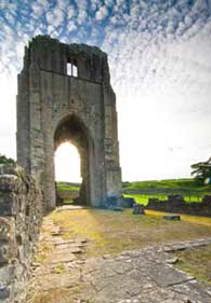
[146,195,211,217]
[0,164,43,303]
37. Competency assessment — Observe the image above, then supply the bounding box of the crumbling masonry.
[0,164,42,302]
[16,35,122,210]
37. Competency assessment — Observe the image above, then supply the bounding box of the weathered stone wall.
[146,195,211,217]
[17,35,122,210]
[0,164,43,303]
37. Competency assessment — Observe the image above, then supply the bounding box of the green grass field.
[56,181,80,192]
[123,178,211,192]
[57,179,211,205]
[124,193,203,206]
[175,244,211,285]
[123,178,211,205]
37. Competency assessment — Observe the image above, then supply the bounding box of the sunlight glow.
[54,142,81,182]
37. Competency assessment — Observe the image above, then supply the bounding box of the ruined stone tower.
[17,36,122,210]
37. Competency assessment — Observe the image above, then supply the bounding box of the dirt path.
[26,207,211,303]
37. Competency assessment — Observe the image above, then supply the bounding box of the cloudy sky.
[0,0,211,182]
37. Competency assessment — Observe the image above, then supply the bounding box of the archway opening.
[54,142,81,204]
[54,115,92,206]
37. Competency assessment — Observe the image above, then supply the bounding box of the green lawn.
[175,244,211,285]
[124,193,204,206]
[56,179,211,205]
[50,208,211,257]
[124,193,166,205]
[56,181,80,192]
[123,178,211,192]
[123,178,211,205]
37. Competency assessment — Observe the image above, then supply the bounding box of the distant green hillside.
[123,178,211,205]
[56,181,80,192]
[57,179,211,194]
[123,178,211,193]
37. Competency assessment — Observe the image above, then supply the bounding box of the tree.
[0,154,15,165]
[191,157,211,184]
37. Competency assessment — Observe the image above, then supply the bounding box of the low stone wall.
[146,195,211,217]
[0,164,43,303]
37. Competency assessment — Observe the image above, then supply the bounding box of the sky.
[0,0,211,182]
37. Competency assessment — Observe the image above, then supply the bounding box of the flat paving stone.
[147,263,195,287]
[26,216,211,303]
[47,252,77,264]
[35,272,81,291]
[169,279,211,302]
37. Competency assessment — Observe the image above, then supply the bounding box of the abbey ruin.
[17,35,122,210]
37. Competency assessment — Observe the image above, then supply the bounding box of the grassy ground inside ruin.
[48,208,211,258]
[29,208,211,303]
[175,244,211,285]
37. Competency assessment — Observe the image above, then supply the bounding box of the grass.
[49,208,211,257]
[56,181,80,192]
[123,178,211,206]
[124,193,204,205]
[123,179,211,204]
[175,244,211,285]
[28,209,211,303]
[56,179,211,206]
[57,179,211,194]
[56,181,80,203]
[124,193,167,205]
[27,287,82,303]
[53,263,66,274]
[123,178,211,192]
[146,210,211,226]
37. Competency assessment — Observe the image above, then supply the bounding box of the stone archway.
[17,35,122,211]
[54,114,93,205]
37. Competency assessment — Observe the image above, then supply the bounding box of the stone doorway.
[54,114,92,205]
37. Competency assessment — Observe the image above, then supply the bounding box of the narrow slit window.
[67,61,78,77]
[67,62,72,76]
[73,64,78,77]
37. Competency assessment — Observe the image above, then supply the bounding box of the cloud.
[95,5,109,21]
[0,0,211,179]
[46,8,64,28]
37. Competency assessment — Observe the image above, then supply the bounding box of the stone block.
[0,285,10,300]
[118,197,135,208]
[0,265,14,284]
[133,204,145,215]
[0,176,18,193]
[163,214,181,221]
[0,194,16,216]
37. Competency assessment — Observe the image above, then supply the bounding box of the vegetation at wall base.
[0,154,15,165]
